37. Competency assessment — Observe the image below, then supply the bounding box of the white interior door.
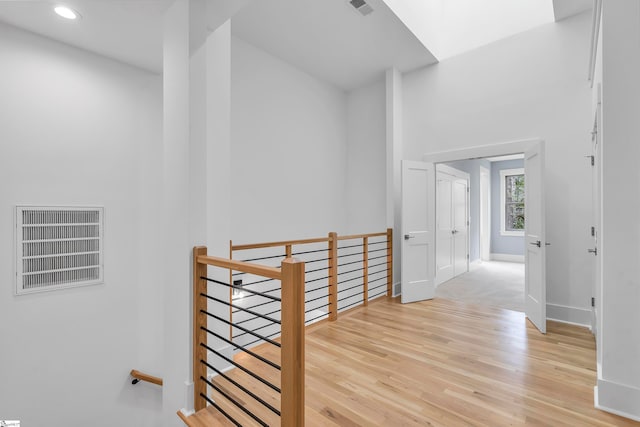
[524,143,547,333]
[479,166,490,261]
[401,160,435,304]
[435,172,454,285]
[435,165,469,286]
[453,178,469,276]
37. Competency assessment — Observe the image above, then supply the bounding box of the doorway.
[401,138,547,333]
[435,156,525,312]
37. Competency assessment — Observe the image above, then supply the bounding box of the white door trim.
[422,138,542,164]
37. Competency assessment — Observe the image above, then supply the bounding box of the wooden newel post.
[386,228,393,297]
[328,232,338,321]
[193,246,208,412]
[281,258,306,427]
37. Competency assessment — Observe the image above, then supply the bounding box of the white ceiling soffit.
[0,0,173,73]
[552,0,593,21]
[231,0,438,91]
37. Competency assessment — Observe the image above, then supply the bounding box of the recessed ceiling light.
[54,5,80,20]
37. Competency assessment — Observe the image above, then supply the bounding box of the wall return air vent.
[15,206,104,295]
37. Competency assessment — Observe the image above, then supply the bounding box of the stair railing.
[192,246,305,426]
[228,229,393,347]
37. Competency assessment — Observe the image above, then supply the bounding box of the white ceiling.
[0,0,172,73]
[0,0,592,88]
[231,0,438,91]
[0,0,437,88]
[553,0,593,21]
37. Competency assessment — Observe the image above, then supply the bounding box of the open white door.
[452,178,469,276]
[589,97,602,336]
[524,142,547,333]
[435,165,469,286]
[401,160,435,304]
[435,172,454,284]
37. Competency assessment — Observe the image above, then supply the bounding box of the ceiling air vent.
[350,0,374,16]
[15,206,104,295]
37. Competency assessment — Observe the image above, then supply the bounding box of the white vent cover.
[349,0,374,16]
[15,206,104,295]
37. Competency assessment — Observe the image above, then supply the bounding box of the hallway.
[435,261,524,312]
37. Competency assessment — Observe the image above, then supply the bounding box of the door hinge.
[591,297,595,307]
[585,155,594,166]
[467,187,470,193]
[591,226,595,237]
[467,254,469,260]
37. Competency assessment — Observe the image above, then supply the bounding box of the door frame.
[435,164,470,287]
[423,137,545,320]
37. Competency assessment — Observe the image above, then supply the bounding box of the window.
[500,168,524,236]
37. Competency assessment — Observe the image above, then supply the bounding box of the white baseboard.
[393,281,401,297]
[546,303,591,328]
[595,380,640,421]
[184,380,194,413]
[490,253,524,263]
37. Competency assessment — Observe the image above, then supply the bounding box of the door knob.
[529,240,541,248]
[588,247,598,256]
[404,234,414,240]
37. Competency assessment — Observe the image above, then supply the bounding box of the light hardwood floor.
[435,261,525,312]
[183,297,637,426]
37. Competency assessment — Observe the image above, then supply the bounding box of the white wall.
[0,22,163,427]
[403,12,593,325]
[230,37,349,243]
[346,79,387,234]
[596,0,640,419]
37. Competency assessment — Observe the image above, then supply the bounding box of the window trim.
[500,168,525,237]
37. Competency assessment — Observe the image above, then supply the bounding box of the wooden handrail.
[130,369,163,386]
[232,237,329,251]
[196,254,282,280]
[231,231,388,251]
[337,231,387,240]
